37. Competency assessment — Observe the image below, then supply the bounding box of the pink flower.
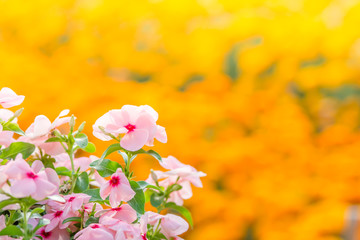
[74,224,115,240]
[63,193,91,215]
[97,169,135,207]
[160,156,206,187]
[93,105,167,151]
[5,157,59,200]
[0,87,24,108]
[140,212,188,240]
[97,204,137,224]
[20,110,71,156]
[36,226,70,240]
[146,156,206,205]
[44,208,77,232]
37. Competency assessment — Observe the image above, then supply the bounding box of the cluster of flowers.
[0,87,206,240]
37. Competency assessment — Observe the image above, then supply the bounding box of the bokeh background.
[2,0,360,239]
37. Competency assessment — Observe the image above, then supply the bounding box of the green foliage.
[128,181,146,214]
[0,142,35,160]
[74,172,89,193]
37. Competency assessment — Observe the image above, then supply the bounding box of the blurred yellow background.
[2,0,360,239]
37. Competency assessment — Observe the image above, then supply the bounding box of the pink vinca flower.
[20,109,72,155]
[36,226,70,240]
[160,156,206,188]
[97,204,137,224]
[5,157,59,200]
[0,87,24,108]
[74,224,115,240]
[63,193,91,215]
[44,208,77,232]
[93,105,167,151]
[140,212,189,240]
[97,169,135,207]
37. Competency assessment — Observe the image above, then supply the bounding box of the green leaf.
[0,225,23,236]
[90,159,121,177]
[83,189,104,202]
[165,184,182,195]
[85,216,99,227]
[75,133,88,149]
[0,142,35,160]
[0,198,19,209]
[2,122,25,135]
[31,207,45,215]
[164,202,193,228]
[45,137,65,143]
[128,181,145,215]
[99,143,122,161]
[150,193,164,208]
[83,142,96,153]
[62,217,81,224]
[131,149,162,162]
[55,167,72,177]
[74,172,89,193]
[137,181,149,189]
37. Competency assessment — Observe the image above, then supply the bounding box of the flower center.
[26,172,38,179]
[142,234,147,240]
[124,124,136,132]
[91,224,100,229]
[54,211,63,218]
[109,176,120,187]
[112,207,122,211]
[68,197,75,202]
[40,229,52,238]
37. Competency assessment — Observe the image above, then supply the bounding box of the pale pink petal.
[109,188,121,208]
[178,181,193,200]
[45,217,60,232]
[118,184,136,202]
[32,178,57,200]
[120,129,148,151]
[0,87,25,108]
[39,142,65,156]
[155,125,167,143]
[33,115,52,138]
[100,182,112,200]
[161,214,189,238]
[140,105,159,121]
[10,179,36,198]
[32,160,44,173]
[45,168,60,187]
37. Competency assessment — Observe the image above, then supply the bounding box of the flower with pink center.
[97,204,137,224]
[19,109,72,156]
[97,169,135,207]
[36,226,70,240]
[140,212,188,240]
[63,193,91,215]
[0,87,25,108]
[74,223,115,240]
[4,157,59,200]
[93,105,167,151]
[44,208,77,232]
[159,156,206,188]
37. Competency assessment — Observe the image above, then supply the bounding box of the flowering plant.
[0,87,206,240]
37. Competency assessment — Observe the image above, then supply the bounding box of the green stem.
[21,203,30,240]
[69,148,76,193]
